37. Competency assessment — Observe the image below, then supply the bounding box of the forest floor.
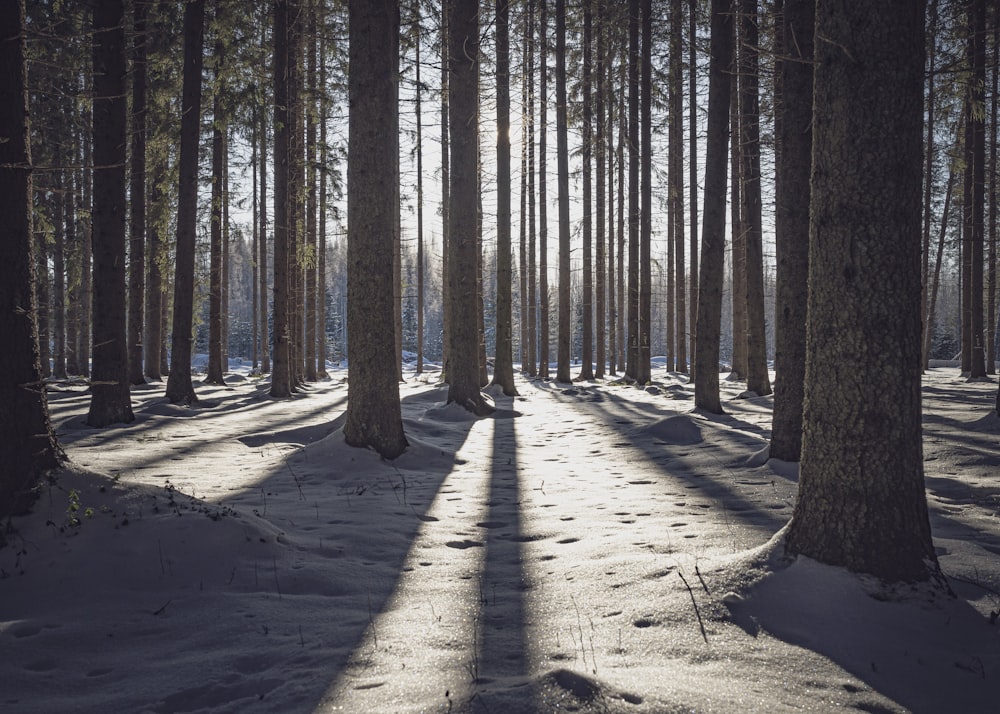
[1,364,998,713]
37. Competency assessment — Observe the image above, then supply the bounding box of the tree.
[128,0,148,386]
[165,0,205,406]
[578,0,595,382]
[638,0,652,384]
[555,0,572,384]
[785,0,941,584]
[0,0,64,534]
[446,0,493,415]
[270,0,293,397]
[694,0,733,414]
[739,0,771,397]
[490,0,518,396]
[87,0,135,427]
[626,0,639,381]
[343,0,408,459]
[770,0,813,462]
[538,0,550,380]
[965,0,987,378]
[206,10,228,386]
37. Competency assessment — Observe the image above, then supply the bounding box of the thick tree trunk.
[694,0,733,414]
[446,0,493,414]
[786,0,941,584]
[770,0,813,462]
[128,0,147,386]
[344,0,408,458]
[87,0,135,427]
[688,0,699,377]
[165,0,205,406]
[740,0,771,397]
[595,1,606,380]
[526,0,537,378]
[967,0,987,378]
[491,0,518,395]
[0,0,63,528]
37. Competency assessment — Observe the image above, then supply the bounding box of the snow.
[1,366,998,713]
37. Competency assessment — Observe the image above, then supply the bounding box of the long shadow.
[538,382,792,535]
[37,379,482,714]
[464,394,533,710]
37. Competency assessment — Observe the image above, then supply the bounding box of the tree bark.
[785,0,941,584]
[491,0,518,395]
[87,0,135,427]
[128,0,148,386]
[446,0,493,414]
[694,0,733,414]
[770,0,813,462]
[0,0,63,529]
[165,0,205,406]
[270,0,293,397]
[555,0,572,384]
[344,0,408,458]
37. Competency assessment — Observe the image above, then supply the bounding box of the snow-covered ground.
[1,366,997,713]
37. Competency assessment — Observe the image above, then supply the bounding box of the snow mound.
[636,414,704,445]
[461,668,644,713]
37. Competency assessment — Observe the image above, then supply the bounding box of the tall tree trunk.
[921,0,939,371]
[694,0,733,414]
[770,0,814,462]
[446,0,493,414]
[672,0,687,374]
[555,0,572,384]
[968,0,987,378]
[578,0,595,381]
[165,0,205,406]
[415,4,426,375]
[0,0,63,530]
[526,0,538,378]
[259,101,270,374]
[35,221,51,380]
[87,0,135,427]
[988,8,998,375]
[626,0,640,381]
[924,162,956,368]
[491,0,517,395]
[127,0,147,386]
[305,0,318,382]
[52,164,67,379]
[595,0,606,380]
[785,0,941,585]
[538,0,550,380]
[688,0,699,377]
[740,0,771,396]
[271,0,293,397]
[730,20,747,381]
[440,1,451,381]
[207,31,226,386]
[317,17,329,380]
[79,123,93,379]
[144,162,164,381]
[638,0,652,384]
[344,0,408,458]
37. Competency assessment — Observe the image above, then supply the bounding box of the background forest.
[21,0,999,388]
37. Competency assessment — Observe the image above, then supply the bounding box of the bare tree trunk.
[87,0,135,427]
[688,0,699,377]
[165,0,205,406]
[626,0,639,381]
[555,0,572,384]
[270,0,293,397]
[344,0,408,457]
[771,0,813,461]
[787,0,940,585]
[538,0,550,380]
[446,0,493,414]
[740,0,771,396]
[491,0,517,395]
[128,0,147,386]
[0,0,64,529]
[694,0,733,414]
[595,0,606,380]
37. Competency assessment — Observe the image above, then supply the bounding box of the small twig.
[152,599,172,616]
[695,564,710,594]
[678,570,709,643]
